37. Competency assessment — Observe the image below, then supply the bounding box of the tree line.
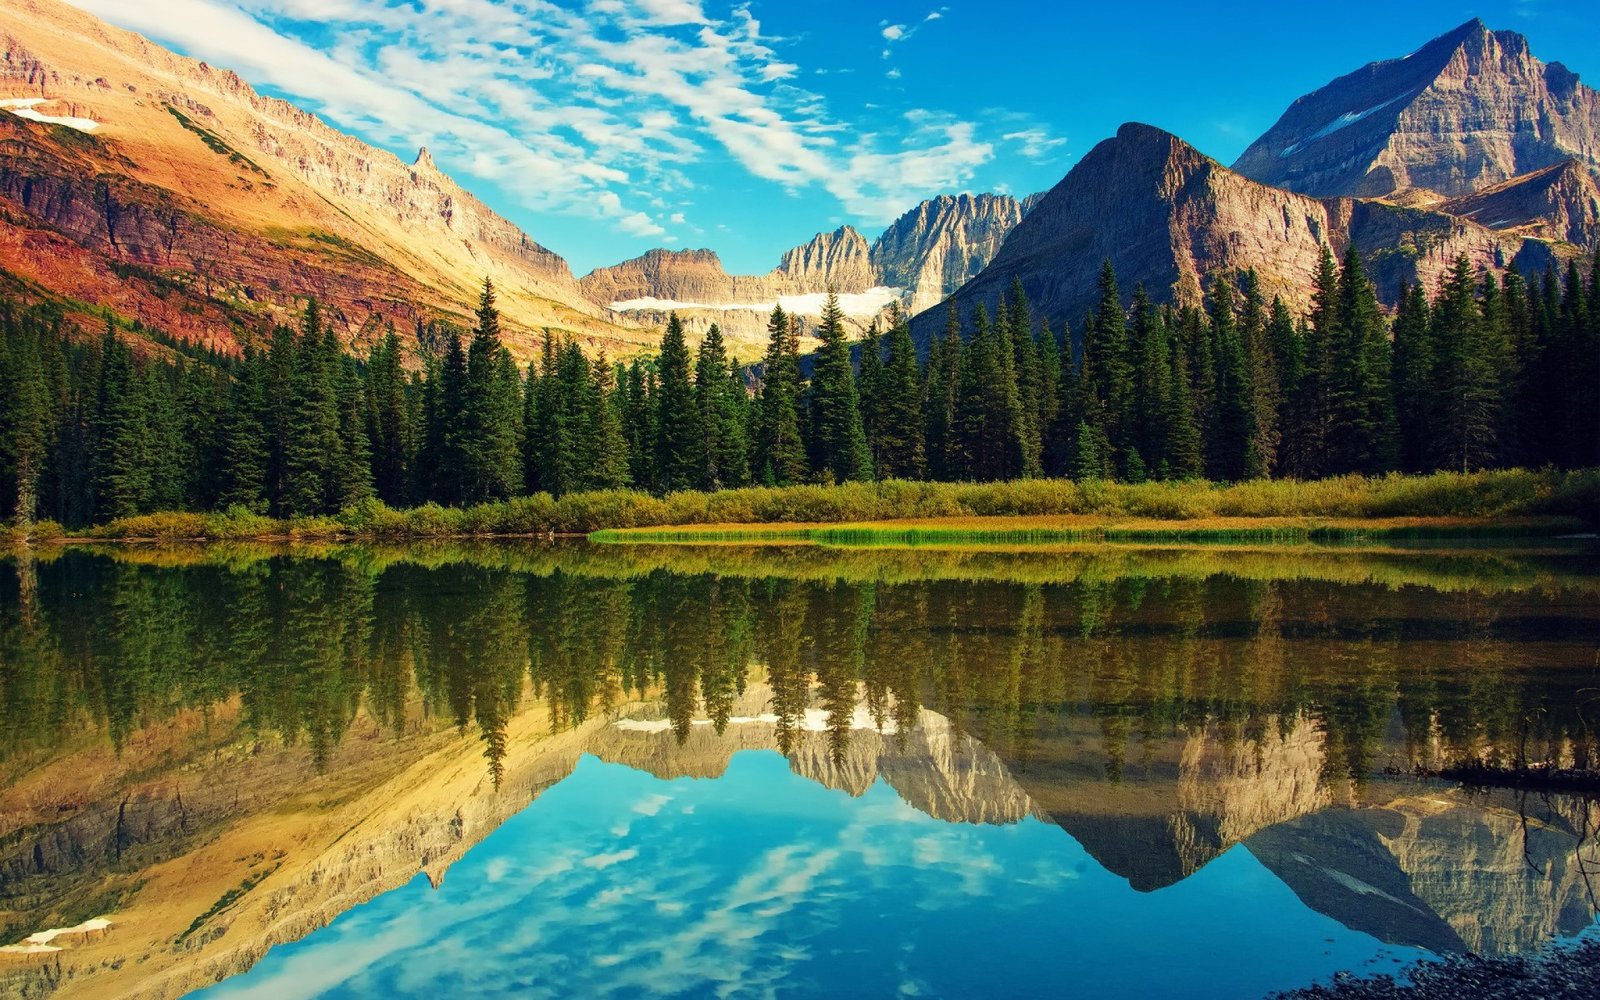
[1,248,1597,527]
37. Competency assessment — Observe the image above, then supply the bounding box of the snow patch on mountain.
[0,97,100,133]
[1280,95,1405,157]
[611,286,904,319]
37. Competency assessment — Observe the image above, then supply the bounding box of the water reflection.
[0,541,1597,998]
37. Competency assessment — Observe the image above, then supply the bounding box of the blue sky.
[78,0,1600,275]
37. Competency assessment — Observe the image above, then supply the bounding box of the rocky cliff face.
[0,0,643,360]
[1233,19,1600,200]
[582,195,1033,353]
[870,193,1030,312]
[1249,788,1600,956]
[1441,159,1600,245]
[912,122,1569,347]
[776,225,874,293]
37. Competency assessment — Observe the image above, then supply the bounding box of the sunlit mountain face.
[2,541,1597,998]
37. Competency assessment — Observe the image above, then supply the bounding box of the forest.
[0,245,1596,529]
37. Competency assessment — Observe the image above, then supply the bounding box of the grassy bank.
[3,468,1596,544]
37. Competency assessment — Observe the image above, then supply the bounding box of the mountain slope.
[0,0,643,360]
[913,122,1568,345]
[1233,19,1600,199]
[1440,159,1600,245]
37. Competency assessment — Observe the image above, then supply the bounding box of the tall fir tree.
[693,324,747,491]
[806,291,873,482]
[753,305,808,486]
[652,314,701,492]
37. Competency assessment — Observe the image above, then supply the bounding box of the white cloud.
[77,0,1010,250]
[1002,127,1067,161]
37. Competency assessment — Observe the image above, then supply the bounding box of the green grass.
[5,468,1596,546]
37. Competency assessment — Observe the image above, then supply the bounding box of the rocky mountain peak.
[775,224,874,292]
[1233,20,1600,199]
[910,117,1566,348]
[413,145,436,171]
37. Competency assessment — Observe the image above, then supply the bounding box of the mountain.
[577,229,897,352]
[1440,159,1600,245]
[0,0,643,361]
[870,192,1034,312]
[912,122,1568,345]
[583,194,1036,352]
[1233,19,1600,200]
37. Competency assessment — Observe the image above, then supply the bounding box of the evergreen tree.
[621,358,656,491]
[924,302,964,480]
[805,291,872,483]
[0,319,51,525]
[220,343,271,510]
[1390,282,1434,472]
[1328,247,1397,474]
[1431,255,1503,471]
[281,307,343,516]
[753,306,807,486]
[90,323,151,522]
[1085,260,1134,473]
[652,314,701,492]
[366,329,411,506]
[1238,269,1279,477]
[693,324,747,491]
[433,330,469,505]
[1206,273,1256,481]
[589,356,632,490]
[876,305,926,479]
[463,279,520,503]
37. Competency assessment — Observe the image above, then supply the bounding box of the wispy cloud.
[76,0,1020,243]
[1002,127,1067,161]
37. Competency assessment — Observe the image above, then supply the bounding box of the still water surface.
[1,540,1597,998]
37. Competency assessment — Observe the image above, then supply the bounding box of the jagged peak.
[413,145,435,170]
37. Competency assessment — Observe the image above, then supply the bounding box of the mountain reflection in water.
[1,541,1597,999]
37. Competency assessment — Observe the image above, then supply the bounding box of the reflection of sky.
[194,752,1425,1000]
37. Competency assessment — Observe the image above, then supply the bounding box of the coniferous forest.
[1,248,1597,530]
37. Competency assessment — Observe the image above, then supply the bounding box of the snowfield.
[0,97,101,133]
[1280,95,1404,156]
[611,286,905,320]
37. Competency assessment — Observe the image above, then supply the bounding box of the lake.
[2,540,1598,998]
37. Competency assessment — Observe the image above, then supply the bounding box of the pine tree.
[1238,269,1279,478]
[433,330,469,505]
[589,356,632,490]
[463,279,519,503]
[1431,255,1501,471]
[1390,282,1434,472]
[0,320,51,526]
[220,344,271,510]
[924,302,964,480]
[281,307,342,516]
[622,358,655,491]
[1206,273,1256,481]
[1085,260,1134,473]
[693,324,747,491]
[652,314,701,492]
[90,323,151,522]
[1329,247,1397,474]
[1006,279,1043,477]
[805,291,872,483]
[1163,336,1204,479]
[366,329,411,506]
[753,306,807,486]
[876,305,926,479]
